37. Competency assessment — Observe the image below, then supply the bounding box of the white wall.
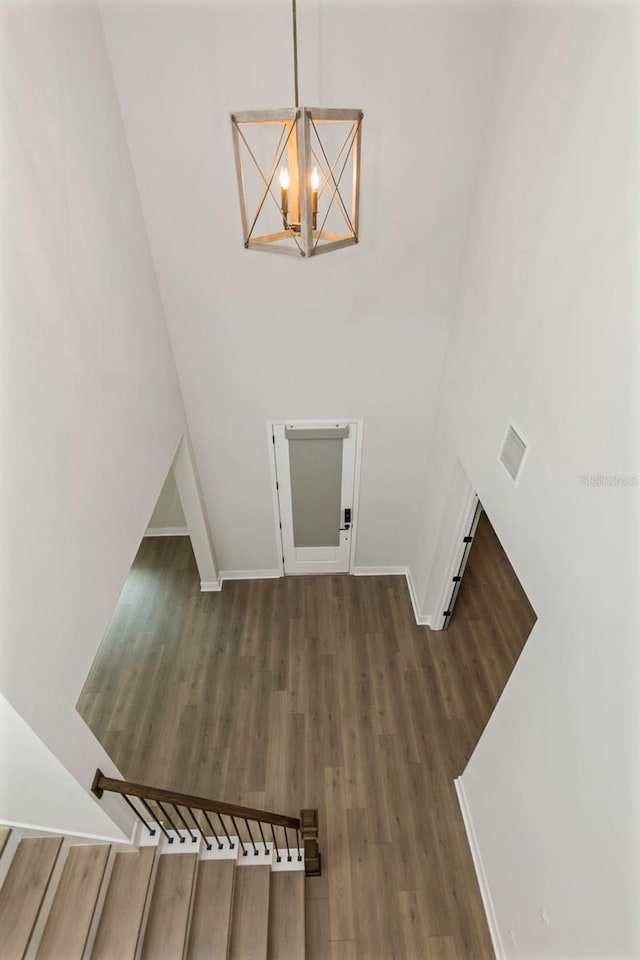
[100,0,504,574]
[172,435,220,588]
[418,3,639,956]
[1,2,187,834]
[0,696,125,841]
[147,469,186,529]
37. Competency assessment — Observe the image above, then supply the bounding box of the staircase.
[0,775,320,960]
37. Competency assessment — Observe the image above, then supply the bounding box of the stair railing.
[92,770,321,876]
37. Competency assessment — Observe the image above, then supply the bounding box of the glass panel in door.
[288,437,343,548]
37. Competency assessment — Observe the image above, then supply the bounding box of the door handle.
[340,508,352,531]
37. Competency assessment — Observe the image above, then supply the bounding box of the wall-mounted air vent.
[499,421,529,485]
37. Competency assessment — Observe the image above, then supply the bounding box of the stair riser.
[148,827,305,870]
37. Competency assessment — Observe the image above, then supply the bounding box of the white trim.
[235,841,274,867]
[270,847,305,872]
[134,820,162,848]
[439,494,482,631]
[159,830,202,854]
[348,422,364,573]
[211,563,435,628]
[219,569,281,581]
[267,418,364,577]
[354,566,432,626]
[454,778,502,960]
[144,526,188,538]
[200,580,222,592]
[200,570,287,590]
[267,423,286,577]
[173,434,219,586]
[405,568,432,626]
[198,836,238,861]
[0,819,133,846]
[432,477,478,631]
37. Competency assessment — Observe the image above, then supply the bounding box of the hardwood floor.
[78,512,535,960]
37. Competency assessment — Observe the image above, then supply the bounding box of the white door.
[272,421,359,575]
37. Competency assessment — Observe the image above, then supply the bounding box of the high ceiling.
[100,0,504,570]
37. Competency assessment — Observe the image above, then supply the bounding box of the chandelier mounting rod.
[292,0,299,108]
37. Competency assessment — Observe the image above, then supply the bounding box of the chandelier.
[231,0,363,259]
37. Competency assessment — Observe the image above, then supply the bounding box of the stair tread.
[91,847,155,960]
[36,843,110,960]
[267,871,305,960]
[0,828,11,859]
[141,852,198,960]
[228,864,271,960]
[0,836,63,960]
[187,859,236,960]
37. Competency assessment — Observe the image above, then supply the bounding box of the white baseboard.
[353,565,432,626]
[205,565,433,628]
[200,569,281,593]
[454,778,502,960]
[405,568,432,626]
[219,569,281,581]
[144,526,188,537]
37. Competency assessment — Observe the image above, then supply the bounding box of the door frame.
[432,477,479,629]
[440,495,482,629]
[267,418,364,576]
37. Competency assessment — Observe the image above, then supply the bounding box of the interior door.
[442,496,482,629]
[272,422,358,575]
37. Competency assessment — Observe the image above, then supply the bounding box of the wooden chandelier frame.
[231,107,363,259]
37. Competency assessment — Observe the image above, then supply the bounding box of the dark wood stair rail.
[92,770,321,877]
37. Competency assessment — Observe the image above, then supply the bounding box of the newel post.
[300,809,321,876]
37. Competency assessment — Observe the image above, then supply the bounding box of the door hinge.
[276,481,279,490]
[453,575,461,582]
[463,536,473,543]
[279,521,282,529]
[272,434,275,444]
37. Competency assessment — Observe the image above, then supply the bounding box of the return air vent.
[500,421,529,485]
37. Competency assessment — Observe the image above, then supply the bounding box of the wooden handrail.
[92,771,300,828]
[91,770,322,876]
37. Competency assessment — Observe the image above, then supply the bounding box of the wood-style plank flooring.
[78,511,536,960]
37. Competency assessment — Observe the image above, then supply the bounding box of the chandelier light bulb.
[311,167,320,191]
[279,167,290,189]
